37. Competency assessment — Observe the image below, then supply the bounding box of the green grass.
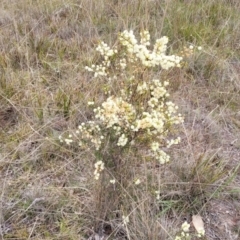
[0,0,240,239]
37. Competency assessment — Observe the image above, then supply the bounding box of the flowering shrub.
[60,30,183,226]
[75,30,183,167]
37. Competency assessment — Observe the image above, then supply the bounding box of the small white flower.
[155,190,160,200]
[117,134,128,147]
[94,160,104,170]
[122,215,129,225]
[110,179,116,184]
[85,66,93,72]
[94,161,105,180]
[65,138,73,145]
[88,101,95,106]
[134,179,141,185]
[151,142,159,152]
[59,135,63,143]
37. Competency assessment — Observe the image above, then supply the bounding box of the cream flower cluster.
[133,79,183,135]
[136,82,148,94]
[85,41,117,77]
[119,30,182,69]
[94,160,104,180]
[174,221,190,240]
[59,134,73,145]
[85,30,182,78]
[140,30,150,46]
[150,146,170,164]
[94,96,136,129]
[117,133,128,147]
[76,122,103,151]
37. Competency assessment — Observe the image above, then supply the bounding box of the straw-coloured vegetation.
[0,0,240,239]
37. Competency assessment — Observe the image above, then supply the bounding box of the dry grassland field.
[0,0,240,239]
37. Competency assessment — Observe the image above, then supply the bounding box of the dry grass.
[0,0,240,239]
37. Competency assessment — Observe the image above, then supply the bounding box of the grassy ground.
[0,0,240,239]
